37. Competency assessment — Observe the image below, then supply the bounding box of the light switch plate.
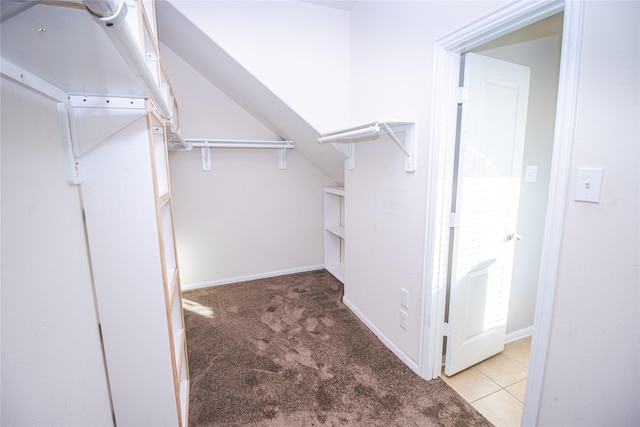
[400,288,409,309]
[525,165,538,183]
[575,167,604,203]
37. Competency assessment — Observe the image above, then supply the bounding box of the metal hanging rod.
[318,121,416,172]
[83,0,172,121]
[185,139,294,150]
[170,139,295,171]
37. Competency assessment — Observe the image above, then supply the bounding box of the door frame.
[420,0,585,424]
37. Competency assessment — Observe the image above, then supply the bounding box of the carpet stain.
[184,270,492,427]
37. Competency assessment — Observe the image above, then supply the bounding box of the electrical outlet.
[400,310,408,331]
[400,288,409,309]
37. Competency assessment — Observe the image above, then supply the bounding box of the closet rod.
[317,124,379,144]
[83,0,172,121]
[185,139,294,150]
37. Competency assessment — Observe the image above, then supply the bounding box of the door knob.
[505,232,522,242]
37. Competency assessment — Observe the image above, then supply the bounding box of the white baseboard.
[505,326,534,344]
[342,297,421,376]
[182,264,325,291]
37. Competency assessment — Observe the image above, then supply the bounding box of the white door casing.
[444,53,530,376]
[424,2,584,424]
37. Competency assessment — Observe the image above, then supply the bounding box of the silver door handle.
[505,232,522,242]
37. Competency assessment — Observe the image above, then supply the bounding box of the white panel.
[152,121,170,196]
[0,3,146,96]
[1,78,113,424]
[80,114,178,426]
[161,203,177,282]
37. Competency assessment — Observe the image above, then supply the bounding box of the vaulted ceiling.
[155,2,346,184]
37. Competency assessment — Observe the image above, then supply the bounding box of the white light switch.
[575,167,604,203]
[525,165,538,183]
[400,288,409,309]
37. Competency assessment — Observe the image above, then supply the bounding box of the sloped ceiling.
[155,2,345,185]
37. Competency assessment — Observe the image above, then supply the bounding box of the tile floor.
[442,336,531,427]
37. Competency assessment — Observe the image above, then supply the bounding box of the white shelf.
[323,187,345,283]
[325,225,345,239]
[324,186,345,197]
[152,118,170,197]
[165,267,177,297]
[173,328,185,367]
[179,356,189,427]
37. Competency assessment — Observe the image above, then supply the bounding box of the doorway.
[441,16,562,425]
[422,1,585,425]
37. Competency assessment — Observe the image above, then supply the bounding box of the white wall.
[0,79,113,425]
[475,34,563,337]
[159,1,639,422]
[165,0,350,132]
[538,2,639,424]
[345,0,508,365]
[161,45,336,288]
[346,1,639,422]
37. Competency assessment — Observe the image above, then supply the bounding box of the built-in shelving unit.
[324,186,345,282]
[0,1,189,425]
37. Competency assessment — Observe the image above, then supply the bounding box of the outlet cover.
[400,310,408,331]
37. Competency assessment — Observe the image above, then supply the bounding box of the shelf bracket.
[318,121,415,172]
[332,142,355,171]
[201,143,212,171]
[278,148,288,170]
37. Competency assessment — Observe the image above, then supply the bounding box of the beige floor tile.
[441,366,502,403]
[503,336,532,367]
[505,378,527,402]
[475,352,528,388]
[472,389,523,427]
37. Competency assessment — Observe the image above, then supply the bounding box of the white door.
[444,53,530,376]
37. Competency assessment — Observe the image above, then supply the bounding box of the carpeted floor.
[183,270,492,427]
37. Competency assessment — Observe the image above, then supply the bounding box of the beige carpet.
[183,270,491,426]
